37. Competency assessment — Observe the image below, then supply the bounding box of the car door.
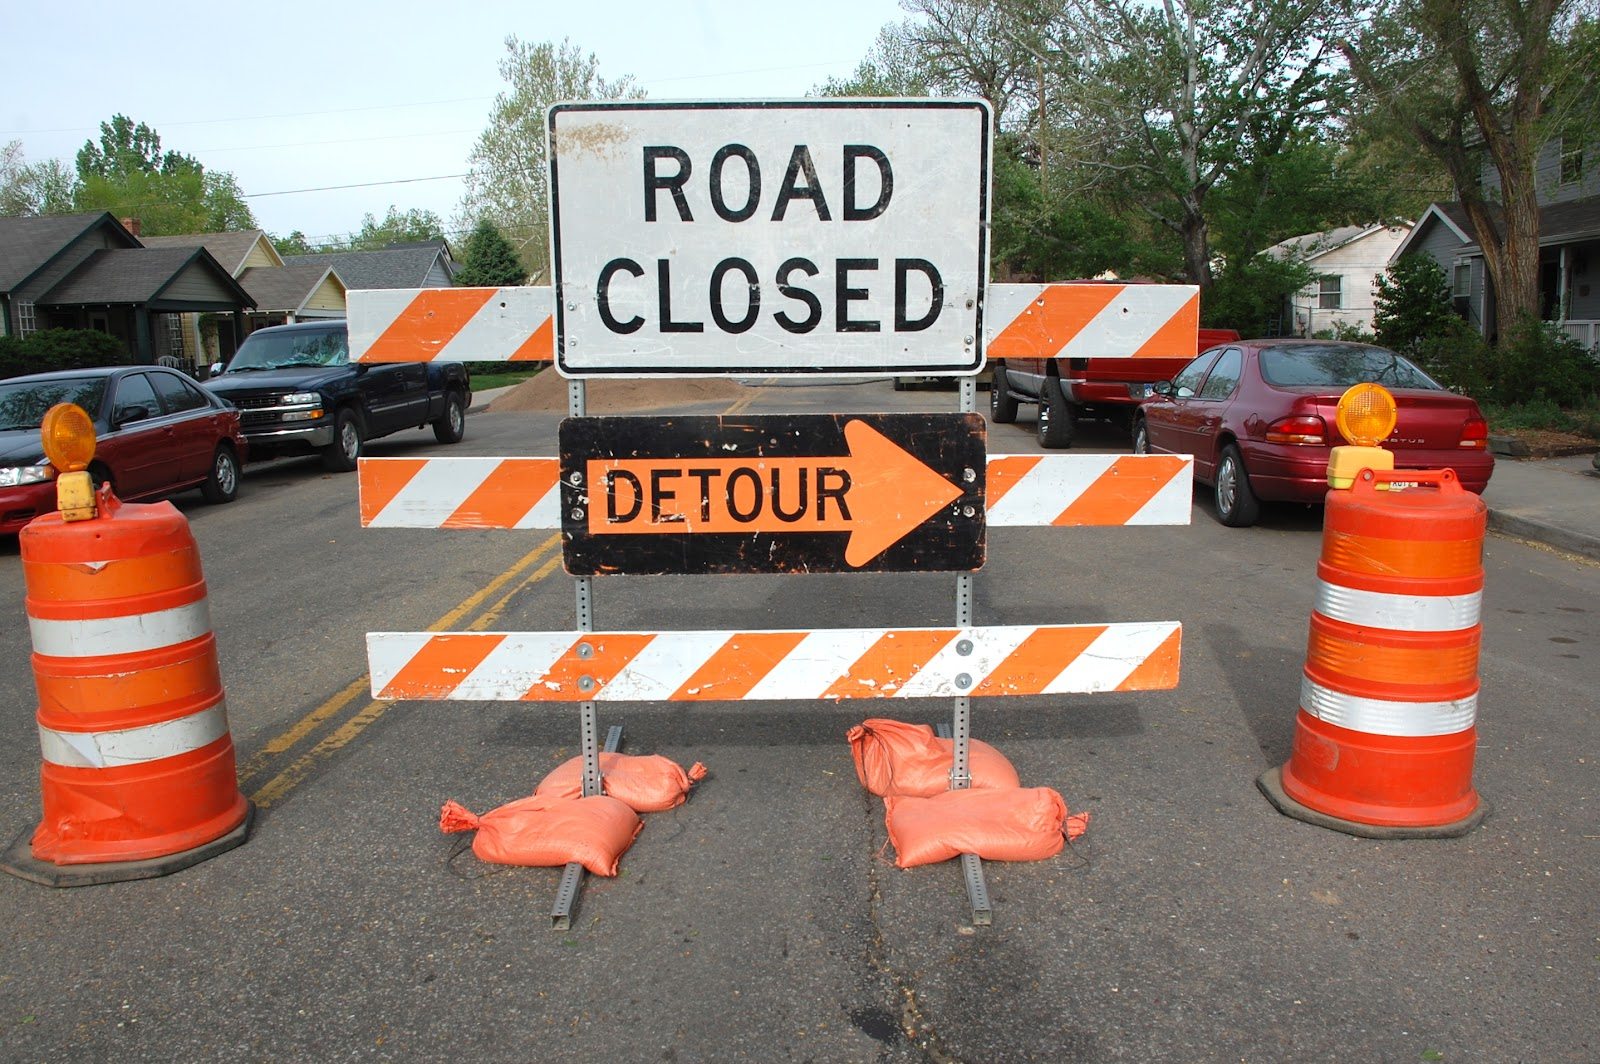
[147,369,218,483]
[361,362,431,435]
[104,372,182,498]
[1182,347,1244,480]
[1143,351,1219,455]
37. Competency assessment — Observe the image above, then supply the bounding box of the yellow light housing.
[1335,383,1398,448]
[40,403,97,473]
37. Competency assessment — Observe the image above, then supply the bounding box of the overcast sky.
[1,0,910,245]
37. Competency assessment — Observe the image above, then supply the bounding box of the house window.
[1453,263,1471,298]
[1561,142,1584,185]
[1317,276,1342,310]
[17,301,38,338]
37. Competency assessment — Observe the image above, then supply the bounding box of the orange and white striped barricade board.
[367,622,1181,703]
[346,282,1196,365]
[985,283,1199,361]
[348,286,554,364]
[357,454,1194,531]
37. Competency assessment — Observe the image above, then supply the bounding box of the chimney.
[121,216,141,237]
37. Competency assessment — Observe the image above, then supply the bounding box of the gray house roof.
[237,263,343,313]
[38,247,253,307]
[1394,197,1600,259]
[0,212,138,293]
[283,241,455,289]
[1267,224,1389,262]
[139,229,277,275]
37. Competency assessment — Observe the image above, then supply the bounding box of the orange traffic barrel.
[1259,468,1488,838]
[1,494,253,886]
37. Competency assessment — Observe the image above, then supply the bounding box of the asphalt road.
[0,379,1596,1063]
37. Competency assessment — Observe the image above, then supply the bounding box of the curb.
[1486,509,1600,562]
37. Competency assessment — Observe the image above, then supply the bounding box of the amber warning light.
[1326,383,1397,489]
[39,402,98,522]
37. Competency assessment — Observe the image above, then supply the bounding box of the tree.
[1340,0,1598,338]
[0,140,75,216]
[348,205,445,250]
[457,37,645,280]
[70,114,255,235]
[272,230,315,256]
[454,219,526,287]
[1373,254,1460,359]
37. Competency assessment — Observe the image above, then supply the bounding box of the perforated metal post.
[950,375,992,924]
[551,376,621,930]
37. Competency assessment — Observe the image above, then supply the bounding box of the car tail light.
[1265,415,1326,445]
[1459,416,1488,449]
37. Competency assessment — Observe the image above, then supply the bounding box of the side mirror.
[114,404,151,429]
[209,361,224,377]
[1151,380,1174,398]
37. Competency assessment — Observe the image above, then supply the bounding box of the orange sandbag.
[439,794,642,876]
[884,787,1090,869]
[848,718,1021,797]
[535,752,708,813]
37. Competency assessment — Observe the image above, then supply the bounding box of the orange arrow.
[584,419,964,567]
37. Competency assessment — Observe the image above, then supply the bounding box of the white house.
[1269,223,1412,338]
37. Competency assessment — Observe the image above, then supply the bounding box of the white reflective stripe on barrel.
[1301,676,1477,737]
[1314,580,1481,633]
[27,599,212,658]
[37,699,231,769]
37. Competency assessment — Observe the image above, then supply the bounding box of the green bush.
[1374,255,1459,361]
[1489,316,1600,407]
[0,335,25,378]
[0,328,131,378]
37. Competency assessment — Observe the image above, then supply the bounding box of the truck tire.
[989,363,1019,424]
[433,391,466,444]
[200,444,240,504]
[1036,377,1075,448]
[322,408,364,472]
[1214,443,1261,527]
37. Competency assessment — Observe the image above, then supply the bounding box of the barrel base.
[1257,767,1486,839]
[0,801,255,888]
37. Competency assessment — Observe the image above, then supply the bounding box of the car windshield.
[0,377,107,432]
[1259,344,1441,390]
[226,329,348,371]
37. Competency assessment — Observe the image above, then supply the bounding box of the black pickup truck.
[203,321,471,471]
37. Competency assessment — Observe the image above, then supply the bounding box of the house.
[1390,136,1600,350]
[1268,223,1413,338]
[142,230,349,363]
[283,239,457,290]
[0,212,254,368]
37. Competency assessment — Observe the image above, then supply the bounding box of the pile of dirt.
[486,369,753,413]
[1491,428,1600,458]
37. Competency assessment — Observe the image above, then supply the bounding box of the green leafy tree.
[1,141,75,216]
[454,219,527,287]
[1340,0,1598,338]
[458,37,645,280]
[348,205,445,250]
[1372,254,1460,359]
[70,114,255,235]
[272,230,315,256]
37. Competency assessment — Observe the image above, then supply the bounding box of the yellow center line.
[240,533,561,794]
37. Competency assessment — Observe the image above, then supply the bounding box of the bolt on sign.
[547,99,992,377]
[560,413,987,575]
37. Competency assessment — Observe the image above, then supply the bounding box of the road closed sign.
[547,100,992,377]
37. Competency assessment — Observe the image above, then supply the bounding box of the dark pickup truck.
[204,321,471,471]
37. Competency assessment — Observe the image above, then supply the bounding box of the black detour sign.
[560,413,987,575]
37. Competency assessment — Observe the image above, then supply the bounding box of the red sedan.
[1132,339,1493,526]
[0,366,248,534]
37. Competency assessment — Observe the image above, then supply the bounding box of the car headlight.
[280,391,322,406]
[0,464,55,487]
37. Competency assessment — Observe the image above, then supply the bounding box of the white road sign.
[548,99,992,377]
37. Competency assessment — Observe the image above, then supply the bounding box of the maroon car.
[1132,339,1493,527]
[0,366,248,534]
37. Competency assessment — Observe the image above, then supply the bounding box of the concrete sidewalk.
[1482,450,1600,560]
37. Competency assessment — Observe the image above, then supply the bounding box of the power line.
[244,173,471,199]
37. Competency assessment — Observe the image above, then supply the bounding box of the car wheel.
[322,408,364,472]
[989,363,1019,424]
[1036,377,1074,448]
[1214,444,1261,527]
[433,391,466,444]
[201,445,240,504]
[1132,416,1151,455]
[892,376,908,391]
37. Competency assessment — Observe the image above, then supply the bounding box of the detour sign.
[560,413,986,575]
